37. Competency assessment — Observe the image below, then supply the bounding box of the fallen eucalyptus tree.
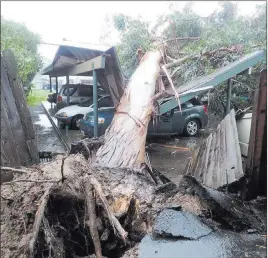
[2,46,264,258]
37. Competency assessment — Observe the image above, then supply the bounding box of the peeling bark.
[96,51,162,169]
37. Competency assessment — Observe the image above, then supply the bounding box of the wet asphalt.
[29,104,66,154]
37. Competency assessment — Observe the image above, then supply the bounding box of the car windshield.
[78,98,93,107]
[62,87,77,96]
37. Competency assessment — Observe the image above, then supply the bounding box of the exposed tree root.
[90,177,128,241]
[1,167,28,173]
[1,154,174,257]
[84,181,102,258]
[29,184,56,258]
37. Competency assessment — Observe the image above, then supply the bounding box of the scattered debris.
[182,176,266,233]
[247,229,258,234]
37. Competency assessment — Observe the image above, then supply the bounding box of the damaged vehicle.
[78,97,208,138]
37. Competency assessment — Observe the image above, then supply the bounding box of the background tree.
[152,1,266,116]
[103,2,266,116]
[1,17,43,94]
[112,14,153,78]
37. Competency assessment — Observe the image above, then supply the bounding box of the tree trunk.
[96,51,162,169]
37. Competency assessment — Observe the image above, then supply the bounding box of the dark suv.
[78,98,208,137]
[148,98,208,136]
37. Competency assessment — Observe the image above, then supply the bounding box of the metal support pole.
[65,125,69,137]
[66,75,70,106]
[49,77,52,93]
[56,77,58,95]
[93,70,98,138]
[226,78,232,114]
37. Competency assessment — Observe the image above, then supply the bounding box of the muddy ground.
[42,102,83,147]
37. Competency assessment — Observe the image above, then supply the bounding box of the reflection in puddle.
[34,114,52,128]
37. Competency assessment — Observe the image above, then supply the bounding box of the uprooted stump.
[1,155,143,258]
[1,153,215,258]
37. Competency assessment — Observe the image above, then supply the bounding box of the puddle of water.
[149,136,206,152]
[34,114,52,128]
[59,128,83,147]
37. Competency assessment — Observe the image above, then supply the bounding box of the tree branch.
[1,167,28,173]
[3,179,59,185]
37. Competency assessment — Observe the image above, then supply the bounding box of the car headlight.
[87,116,105,124]
[98,118,105,124]
[58,112,68,117]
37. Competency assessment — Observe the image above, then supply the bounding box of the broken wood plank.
[189,110,243,189]
[243,69,267,199]
[183,176,266,233]
[1,50,39,166]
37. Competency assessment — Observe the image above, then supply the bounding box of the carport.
[41,42,125,137]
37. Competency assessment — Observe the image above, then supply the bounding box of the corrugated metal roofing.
[188,109,243,189]
[41,43,125,107]
[159,50,265,114]
[59,41,111,53]
[42,43,111,74]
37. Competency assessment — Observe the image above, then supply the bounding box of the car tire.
[71,116,84,130]
[184,119,199,136]
[71,117,79,130]
[57,120,65,129]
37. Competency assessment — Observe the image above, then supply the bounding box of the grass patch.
[27,89,50,106]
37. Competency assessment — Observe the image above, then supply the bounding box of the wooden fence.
[1,49,39,167]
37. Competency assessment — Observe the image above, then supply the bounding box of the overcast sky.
[1,1,265,61]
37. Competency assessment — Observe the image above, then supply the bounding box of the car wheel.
[184,119,199,136]
[71,117,79,130]
[71,116,83,130]
[57,120,65,129]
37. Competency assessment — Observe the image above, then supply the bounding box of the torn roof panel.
[189,109,243,189]
[175,50,265,95]
[159,50,265,114]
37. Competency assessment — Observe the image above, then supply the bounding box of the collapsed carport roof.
[41,42,126,106]
[159,50,266,115]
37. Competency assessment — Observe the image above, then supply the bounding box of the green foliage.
[156,3,203,39]
[110,2,266,116]
[112,14,153,78]
[1,17,43,93]
[27,89,49,107]
[215,1,238,24]
[113,14,130,32]
[161,2,266,54]
[156,2,266,116]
